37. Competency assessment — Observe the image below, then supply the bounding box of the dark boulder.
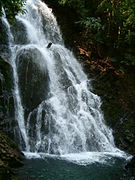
[16,47,49,117]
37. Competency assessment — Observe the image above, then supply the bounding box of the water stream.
[2,0,131,175]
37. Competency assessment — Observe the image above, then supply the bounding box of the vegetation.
[0,0,134,66]
[0,0,25,21]
[57,0,135,68]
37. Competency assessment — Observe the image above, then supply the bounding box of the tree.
[57,0,135,66]
[0,0,25,20]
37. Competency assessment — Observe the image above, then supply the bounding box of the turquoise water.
[17,157,128,180]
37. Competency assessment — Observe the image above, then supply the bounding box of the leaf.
[120,66,125,74]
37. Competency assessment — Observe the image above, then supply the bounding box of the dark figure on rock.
[47,42,52,48]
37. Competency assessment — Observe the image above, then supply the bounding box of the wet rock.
[0,55,16,139]
[11,19,29,45]
[0,57,12,93]
[0,132,24,179]
[0,18,16,139]
[16,47,49,116]
[0,19,9,45]
[125,156,135,179]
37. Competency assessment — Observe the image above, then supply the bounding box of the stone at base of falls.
[125,156,135,179]
[0,131,24,179]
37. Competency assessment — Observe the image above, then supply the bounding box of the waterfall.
[1,11,30,150]
[2,0,129,163]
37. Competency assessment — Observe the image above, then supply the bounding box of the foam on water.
[23,151,132,165]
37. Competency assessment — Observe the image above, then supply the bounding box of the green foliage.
[58,0,87,17]
[119,66,125,74]
[0,0,25,21]
[58,0,67,5]
[58,0,135,66]
[122,53,135,66]
[78,17,102,32]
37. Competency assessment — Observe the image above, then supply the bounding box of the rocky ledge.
[0,131,24,179]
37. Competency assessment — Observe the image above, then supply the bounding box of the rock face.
[0,18,24,179]
[0,15,50,175]
[11,19,29,45]
[125,156,135,178]
[16,47,49,117]
[0,14,49,149]
[0,19,9,45]
[16,47,49,151]
[0,19,16,138]
[91,69,135,178]
[91,70,135,155]
[0,132,24,179]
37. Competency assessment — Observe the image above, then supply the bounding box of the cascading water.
[1,9,29,150]
[2,0,129,164]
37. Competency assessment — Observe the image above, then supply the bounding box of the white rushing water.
[2,0,130,164]
[1,10,30,150]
